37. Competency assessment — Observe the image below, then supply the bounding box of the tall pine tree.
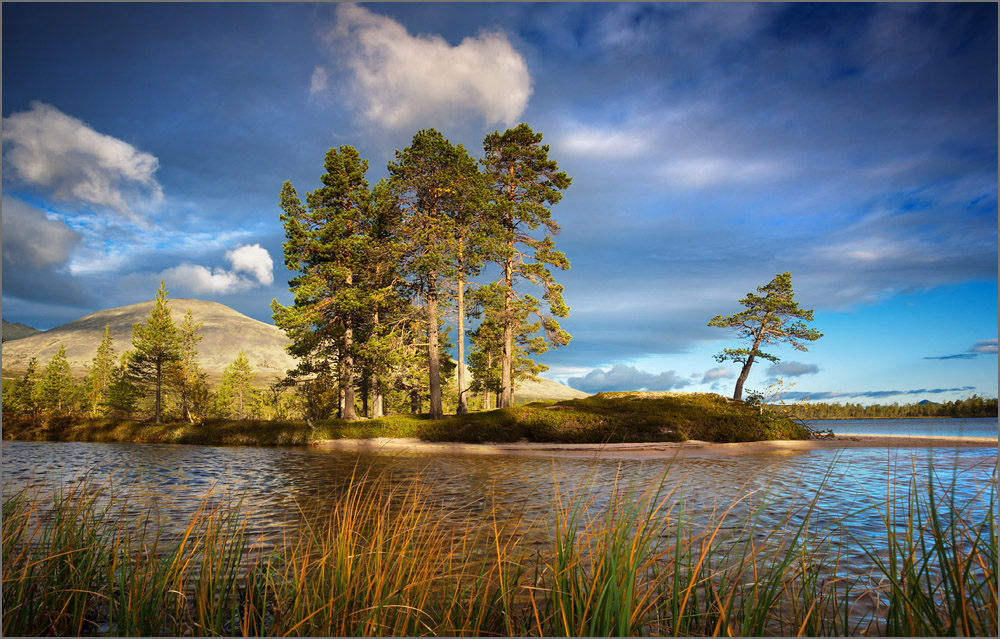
[272,146,373,420]
[481,124,572,407]
[388,129,477,419]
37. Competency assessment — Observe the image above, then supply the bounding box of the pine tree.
[37,345,75,414]
[4,357,40,416]
[388,129,477,419]
[84,325,116,416]
[481,124,572,407]
[468,282,549,407]
[220,350,256,419]
[272,147,374,420]
[709,272,822,401]
[106,353,139,418]
[127,280,181,423]
[168,309,205,422]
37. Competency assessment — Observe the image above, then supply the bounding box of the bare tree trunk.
[371,310,384,417]
[360,368,370,417]
[733,354,755,401]
[500,257,514,408]
[426,283,443,420]
[372,378,384,418]
[456,261,468,415]
[154,361,162,424]
[341,271,358,420]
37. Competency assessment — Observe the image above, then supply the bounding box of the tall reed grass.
[3,463,996,636]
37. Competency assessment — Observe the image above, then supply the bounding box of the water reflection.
[3,441,995,544]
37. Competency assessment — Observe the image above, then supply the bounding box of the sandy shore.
[312,433,998,459]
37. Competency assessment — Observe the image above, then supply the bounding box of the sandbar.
[312,433,998,459]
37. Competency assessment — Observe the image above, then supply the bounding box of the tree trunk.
[341,282,358,419]
[733,354,755,401]
[499,256,514,408]
[154,361,162,424]
[410,388,420,414]
[361,368,370,417]
[456,263,468,415]
[371,310,384,418]
[426,283,443,420]
[372,377,384,418]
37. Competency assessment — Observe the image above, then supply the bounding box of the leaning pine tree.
[481,124,572,407]
[127,280,181,423]
[709,271,822,401]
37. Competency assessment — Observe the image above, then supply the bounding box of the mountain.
[1,299,297,379]
[1,299,589,401]
[453,362,589,403]
[2,319,42,342]
[513,375,590,403]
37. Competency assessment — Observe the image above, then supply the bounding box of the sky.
[2,2,997,404]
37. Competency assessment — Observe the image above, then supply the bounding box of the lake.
[807,416,998,438]
[3,419,996,565]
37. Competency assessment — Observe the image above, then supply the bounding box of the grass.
[3,464,995,637]
[1,391,810,446]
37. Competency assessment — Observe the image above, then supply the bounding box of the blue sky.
[2,2,996,404]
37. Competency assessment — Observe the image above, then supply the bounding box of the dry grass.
[3,463,995,636]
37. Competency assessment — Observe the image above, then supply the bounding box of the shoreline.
[312,433,999,458]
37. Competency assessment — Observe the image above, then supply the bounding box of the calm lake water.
[807,417,998,438]
[3,420,996,564]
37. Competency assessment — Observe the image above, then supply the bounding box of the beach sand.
[312,433,998,459]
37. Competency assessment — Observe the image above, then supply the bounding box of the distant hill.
[1,299,589,401]
[1,299,297,379]
[2,319,42,342]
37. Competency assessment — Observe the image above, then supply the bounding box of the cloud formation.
[924,339,999,360]
[700,367,734,384]
[2,102,163,221]
[783,386,976,401]
[159,244,274,294]
[970,339,998,355]
[327,4,531,129]
[766,361,820,378]
[1,197,81,268]
[225,244,274,286]
[567,364,691,393]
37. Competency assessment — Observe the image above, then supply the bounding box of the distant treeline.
[776,395,998,420]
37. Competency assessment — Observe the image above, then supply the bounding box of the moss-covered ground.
[2,392,810,446]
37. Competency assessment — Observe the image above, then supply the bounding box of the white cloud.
[766,361,820,378]
[160,264,252,295]
[159,244,274,294]
[970,339,997,355]
[310,65,329,96]
[1,197,82,267]
[560,125,650,159]
[700,366,734,383]
[567,364,691,393]
[2,102,163,221]
[659,156,791,188]
[327,4,531,129]
[225,243,274,285]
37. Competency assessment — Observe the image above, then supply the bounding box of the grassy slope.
[2,392,809,446]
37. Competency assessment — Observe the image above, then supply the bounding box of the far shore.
[312,432,999,458]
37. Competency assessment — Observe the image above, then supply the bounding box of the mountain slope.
[2,319,42,341]
[1,299,297,377]
[1,299,589,401]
